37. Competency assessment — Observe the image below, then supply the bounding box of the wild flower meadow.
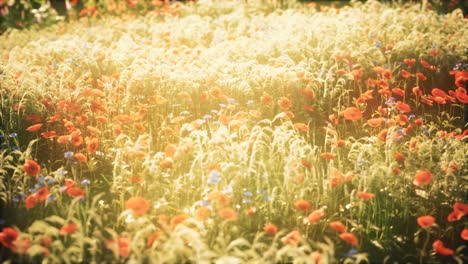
[0,0,467,263]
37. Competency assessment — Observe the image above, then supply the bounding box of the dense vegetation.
[0,0,467,263]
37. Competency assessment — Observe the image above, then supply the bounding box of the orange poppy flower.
[281,230,301,246]
[170,214,189,230]
[417,215,435,229]
[195,207,210,221]
[394,152,406,163]
[293,123,308,132]
[299,88,315,101]
[367,117,384,127]
[277,97,292,110]
[40,131,56,139]
[86,126,101,135]
[320,152,335,160]
[263,223,278,235]
[86,137,99,153]
[74,153,87,163]
[357,191,375,200]
[432,240,453,256]
[25,194,39,209]
[329,221,347,233]
[26,124,43,132]
[329,114,338,125]
[342,107,362,121]
[106,237,130,257]
[396,101,411,113]
[125,197,150,217]
[160,158,173,169]
[413,170,433,186]
[218,207,237,222]
[23,160,41,177]
[59,222,78,235]
[146,231,164,248]
[350,68,363,81]
[294,199,311,211]
[71,135,83,147]
[307,209,325,223]
[340,232,359,246]
[245,207,257,216]
[57,135,70,144]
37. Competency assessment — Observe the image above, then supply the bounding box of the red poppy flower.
[392,87,405,97]
[0,227,18,249]
[281,230,301,246]
[377,129,388,141]
[25,194,39,209]
[218,207,237,222]
[260,93,273,105]
[455,87,468,103]
[23,160,40,177]
[453,202,468,215]
[293,123,308,132]
[146,231,164,248]
[403,58,416,68]
[412,86,423,97]
[400,69,412,78]
[367,117,384,127]
[340,232,359,246]
[299,88,316,101]
[245,207,257,216]
[294,199,311,211]
[13,238,31,255]
[396,101,411,113]
[35,187,48,201]
[125,197,150,217]
[447,210,464,222]
[320,152,335,160]
[417,215,435,229]
[74,153,87,163]
[195,207,210,221]
[86,137,99,153]
[106,237,130,257]
[413,170,433,186]
[342,107,362,121]
[59,222,78,235]
[26,124,43,132]
[65,187,85,197]
[307,209,325,223]
[416,72,427,81]
[357,191,375,200]
[40,131,56,139]
[264,223,278,235]
[461,229,468,241]
[329,221,347,233]
[277,97,292,110]
[432,240,453,256]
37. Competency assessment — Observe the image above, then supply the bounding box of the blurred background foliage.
[0,0,467,34]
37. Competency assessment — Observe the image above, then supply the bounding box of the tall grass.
[0,0,467,263]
